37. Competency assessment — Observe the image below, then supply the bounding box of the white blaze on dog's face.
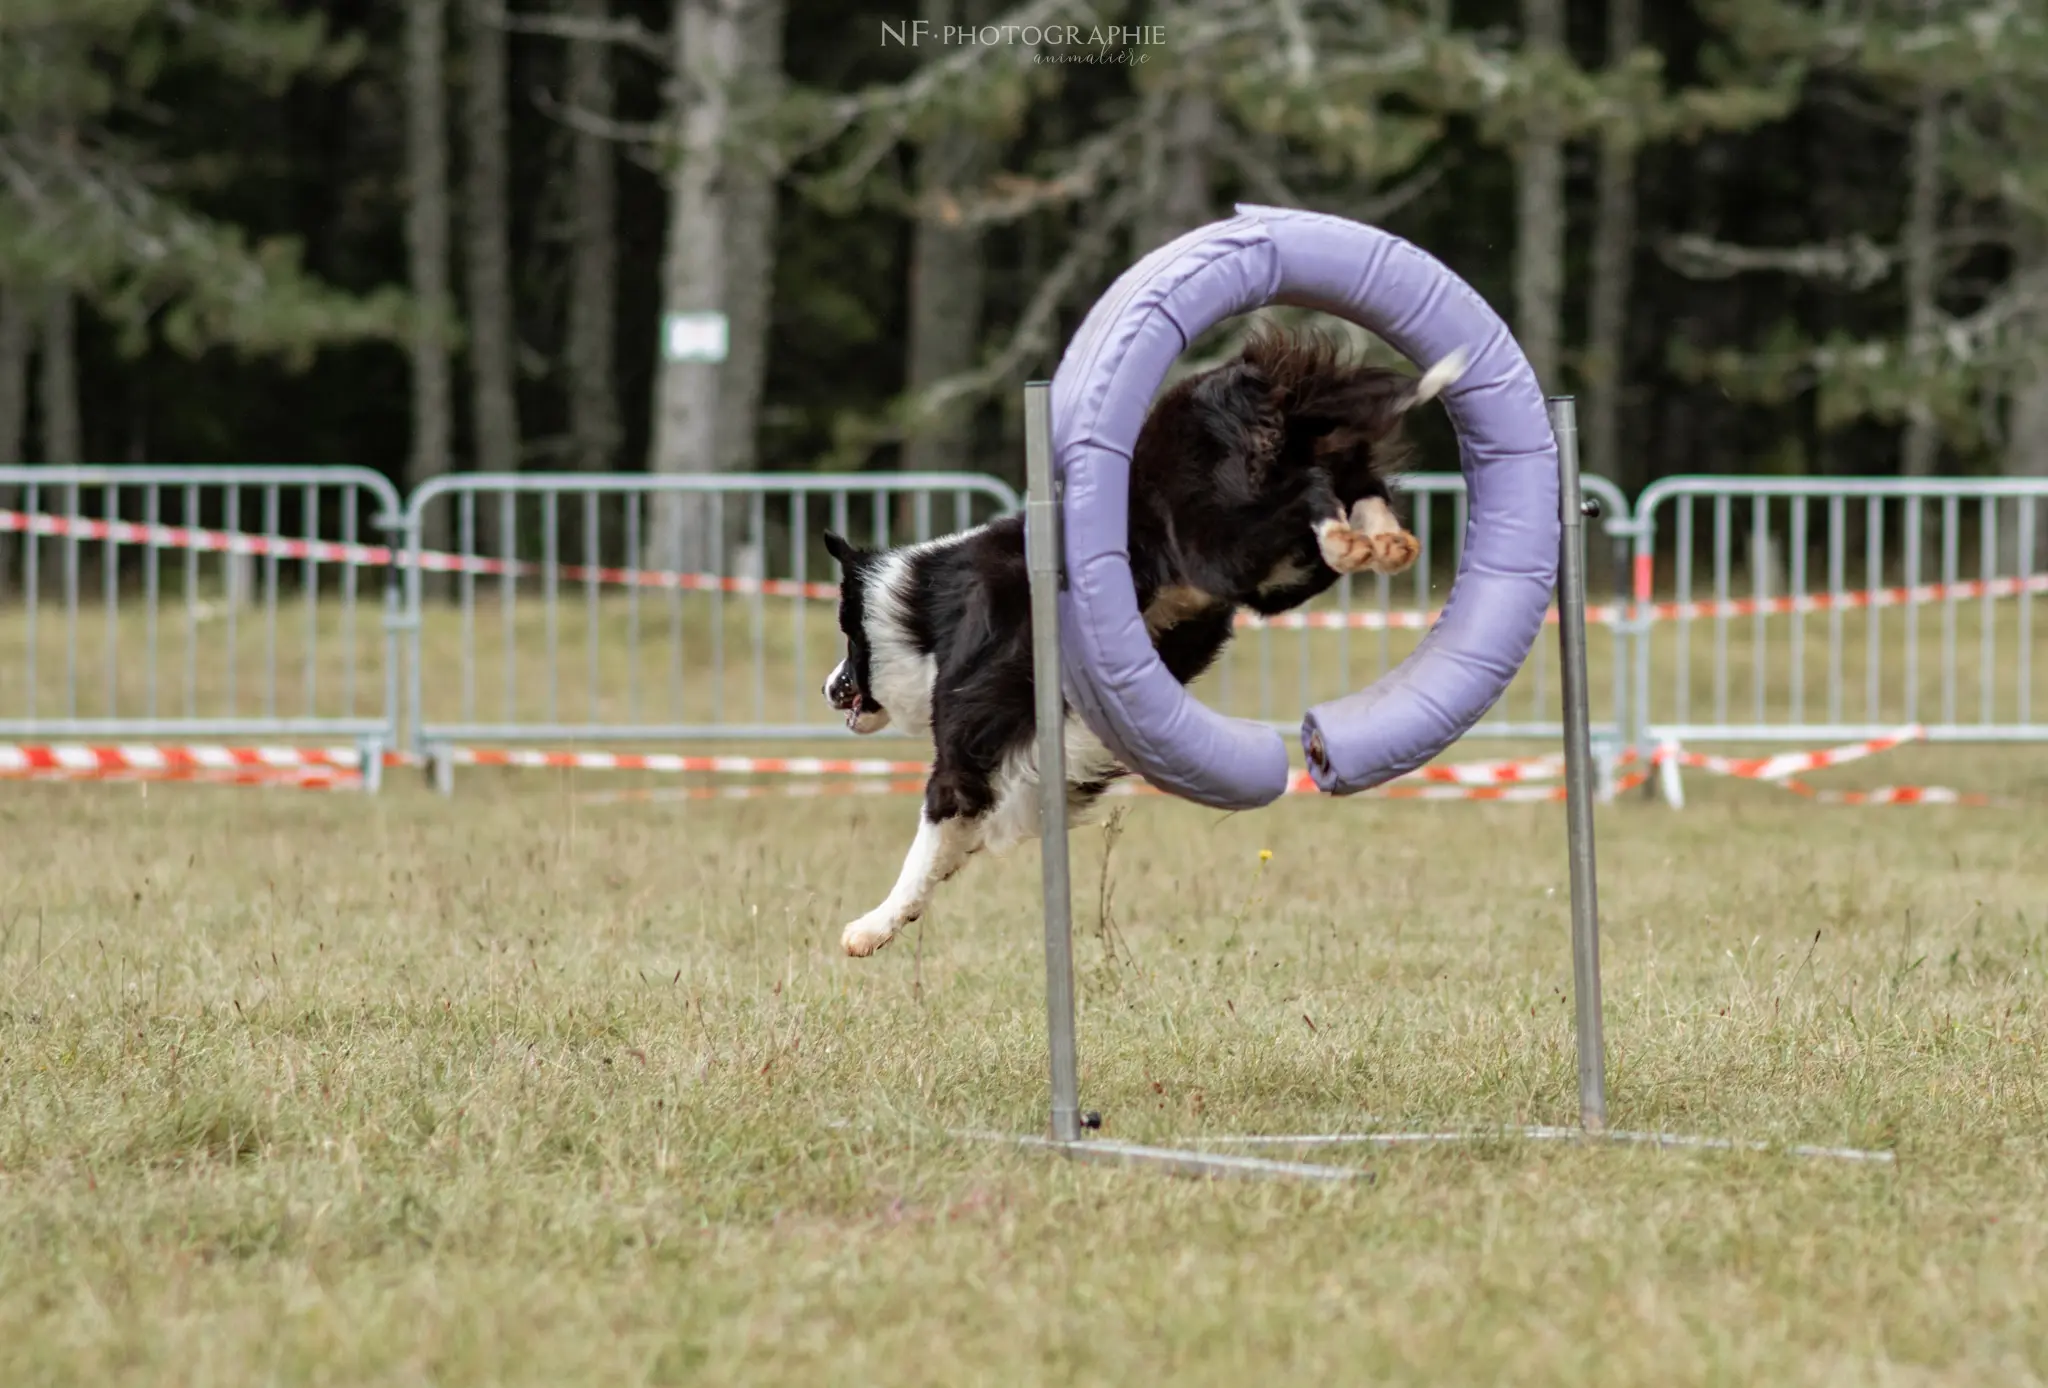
[822,531,892,734]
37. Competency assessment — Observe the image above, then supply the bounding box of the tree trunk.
[714,0,785,480]
[2003,223,2048,574]
[649,0,745,571]
[1514,0,1566,393]
[406,0,456,561]
[1900,87,1943,477]
[1134,90,1216,255]
[40,288,81,464]
[1584,0,1639,487]
[565,0,619,473]
[0,287,29,599]
[460,0,519,565]
[2006,360,2048,575]
[901,0,986,476]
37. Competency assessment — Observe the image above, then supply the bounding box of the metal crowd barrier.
[397,473,1023,762]
[1628,476,2048,756]
[0,466,405,772]
[1210,472,1637,747]
[9,464,2047,795]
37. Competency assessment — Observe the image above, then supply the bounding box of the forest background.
[2,0,2043,540]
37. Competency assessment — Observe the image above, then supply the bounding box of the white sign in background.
[662,311,729,364]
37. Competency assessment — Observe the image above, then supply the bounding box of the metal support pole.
[1551,397,1609,1132]
[1023,382,1082,1144]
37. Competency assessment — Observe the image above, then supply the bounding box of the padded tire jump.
[1048,204,1561,809]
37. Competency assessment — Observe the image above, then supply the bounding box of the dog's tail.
[1402,347,1468,410]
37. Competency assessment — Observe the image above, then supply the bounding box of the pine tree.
[1669,0,2048,486]
[563,0,622,474]
[0,0,404,359]
[406,0,456,558]
[460,0,522,489]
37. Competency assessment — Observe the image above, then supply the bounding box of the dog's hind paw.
[841,911,900,957]
[1314,517,1378,575]
[1367,529,1420,575]
[1346,497,1421,575]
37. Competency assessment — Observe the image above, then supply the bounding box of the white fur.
[980,713,1122,854]
[855,545,946,735]
[1410,347,1468,405]
[1350,494,1403,537]
[835,527,1124,953]
[840,710,1119,955]
[841,810,976,956]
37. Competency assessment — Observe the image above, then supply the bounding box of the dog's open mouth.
[838,691,889,736]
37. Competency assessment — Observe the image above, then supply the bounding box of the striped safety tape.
[0,508,838,599]
[0,743,374,774]
[3,764,361,790]
[574,754,1590,805]
[443,747,931,776]
[1782,781,1999,807]
[1649,728,2011,807]
[18,505,2043,630]
[0,742,1576,794]
[1655,726,1925,782]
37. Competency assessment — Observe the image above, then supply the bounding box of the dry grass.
[4,750,2047,1385]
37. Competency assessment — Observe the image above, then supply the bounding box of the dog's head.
[822,531,891,734]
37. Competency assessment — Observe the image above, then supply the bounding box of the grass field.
[4,742,2048,1385]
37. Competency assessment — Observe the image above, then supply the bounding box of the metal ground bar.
[1191,1125,1895,1165]
[955,1130,1372,1183]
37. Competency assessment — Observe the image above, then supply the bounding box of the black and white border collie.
[821,326,1464,957]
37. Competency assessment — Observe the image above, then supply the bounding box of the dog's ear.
[822,530,865,570]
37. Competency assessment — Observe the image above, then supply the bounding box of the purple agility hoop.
[1048,204,1560,808]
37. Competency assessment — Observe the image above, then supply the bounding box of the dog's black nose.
[826,665,858,711]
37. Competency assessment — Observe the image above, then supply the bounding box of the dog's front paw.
[1367,529,1420,574]
[841,911,899,957]
[1314,518,1377,575]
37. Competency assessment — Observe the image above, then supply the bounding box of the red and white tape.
[1239,604,1628,631]
[442,747,930,776]
[0,742,375,775]
[1649,726,2008,807]
[0,507,838,599]
[1654,726,1923,783]
[581,777,1587,807]
[563,751,1578,805]
[1630,553,2048,621]
[0,739,1619,806]
[442,745,1568,788]
[1396,752,1564,785]
[578,779,931,806]
[1782,782,1996,807]
[4,763,360,790]
[15,503,2048,630]
[0,743,939,780]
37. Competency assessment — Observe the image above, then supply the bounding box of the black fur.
[823,325,1442,949]
[1129,325,1423,617]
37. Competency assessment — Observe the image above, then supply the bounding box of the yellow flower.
[1258,849,1273,863]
